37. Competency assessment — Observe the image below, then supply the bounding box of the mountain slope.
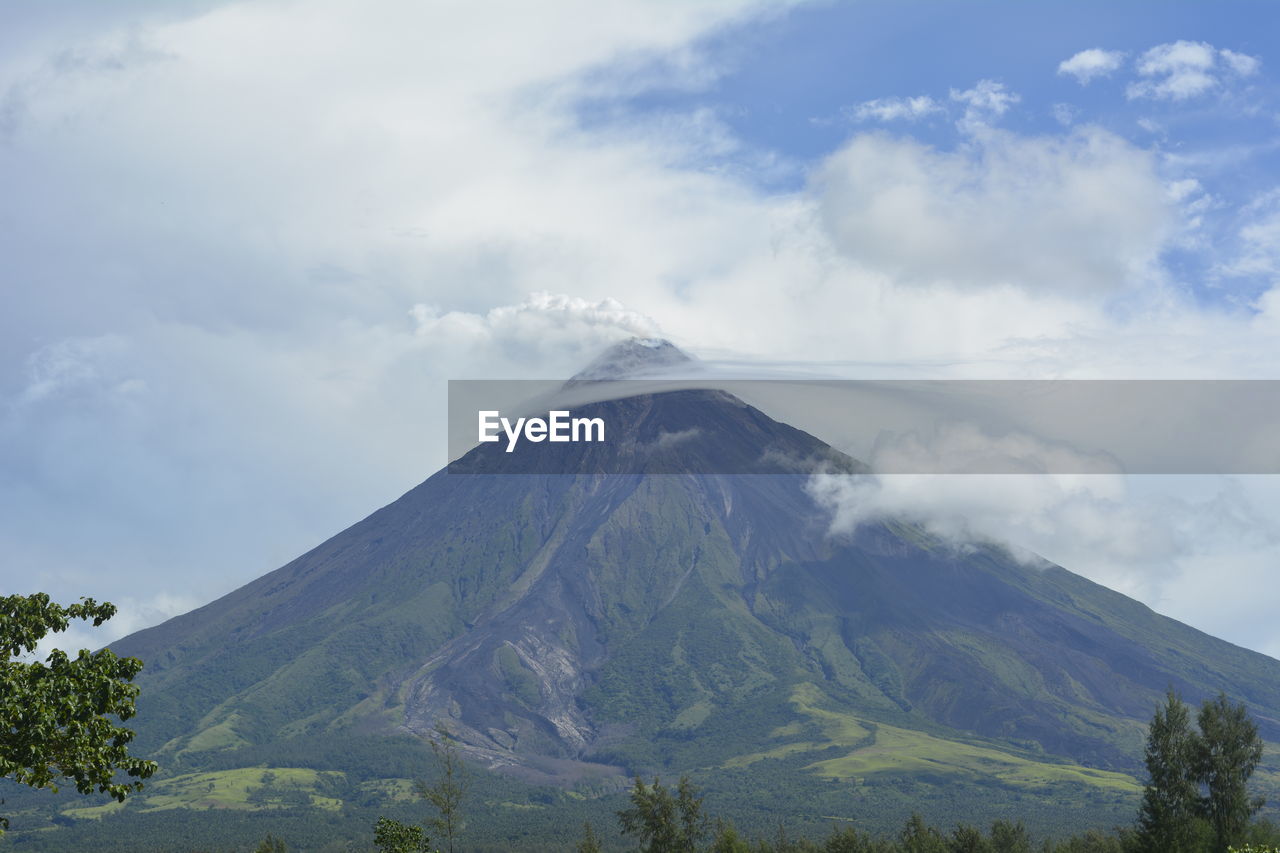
[109,343,1280,809]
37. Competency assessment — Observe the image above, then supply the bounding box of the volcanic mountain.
[108,340,1280,822]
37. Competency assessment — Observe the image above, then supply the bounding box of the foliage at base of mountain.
[0,594,158,830]
[0,758,1144,852]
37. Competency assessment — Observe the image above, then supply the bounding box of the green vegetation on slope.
[724,684,1138,792]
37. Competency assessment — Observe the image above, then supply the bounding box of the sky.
[4,0,1280,657]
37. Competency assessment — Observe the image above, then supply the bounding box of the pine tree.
[576,820,603,853]
[1135,690,1204,853]
[1196,692,1264,853]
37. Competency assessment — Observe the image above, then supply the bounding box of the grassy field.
[723,683,1140,792]
[61,767,346,819]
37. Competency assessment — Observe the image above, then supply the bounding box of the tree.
[949,824,993,853]
[617,775,709,853]
[414,724,469,853]
[577,820,604,853]
[373,816,436,852]
[676,775,709,849]
[254,834,288,853]
[989,820,1031,853]
[709,820,752,853]
[1042,828,1124,853]
[1134,690,1265,853]
[1135,690,1204,853]
[900,813,947,853]
[0,593,157,830]
[618,776,679,852]
[1196,692,1264,853]
[823,825,890,853]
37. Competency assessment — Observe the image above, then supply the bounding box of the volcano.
[103,340,1280,835]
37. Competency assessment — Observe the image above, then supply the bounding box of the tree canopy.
[0,593,157,828]
[1197,692,1265,853]
[1135,689,1264,853]
[618,775,709,853]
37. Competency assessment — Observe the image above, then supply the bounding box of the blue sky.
[589,1,1277,159]
[578,0,1280,305]
[3,0,1280,659]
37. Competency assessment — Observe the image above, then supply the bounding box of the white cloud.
[1131,40,1218,100]
[32,592,199,658]
[1240,213,1280,277]
[807,465,1280,654]
[1126,40,1261,101]
[849,95,941,122]
[1221,48,1262,77]
[863,421,1124,476]
[950,79,1019,132]
[16,335,129,405]
[1051,103,1078,126]
[1215,192,1280,285]
[1057,48,1125,84]
[0,0,797,622]
[1136,117,1163,136]
[812,126,1172,293]
[410,291,661,361]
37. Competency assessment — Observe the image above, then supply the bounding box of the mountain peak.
[570,337,693,381]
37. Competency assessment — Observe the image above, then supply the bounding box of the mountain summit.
[108,343,1280,827]
[570,337,693,381]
